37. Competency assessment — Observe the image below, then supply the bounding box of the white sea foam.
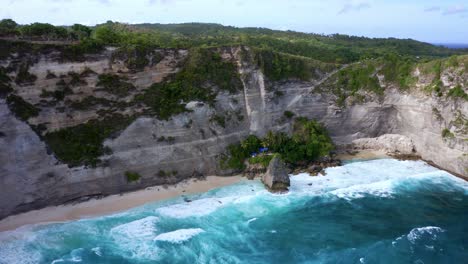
[156,197,238,218]
[69,248,84,262]
[110,216,160,261]
[406,226,445,244]
[289,159,450,200]
[92,247,103,257]
[247,218,258,224]
[110,216,158,239]
[330,179,394,200]
[154,228,205,244]
[0,227,42,264]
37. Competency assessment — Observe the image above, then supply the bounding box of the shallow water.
[0,159,467,264]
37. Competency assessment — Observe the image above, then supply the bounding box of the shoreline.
[0,175,243,232]
[1,149,459,233]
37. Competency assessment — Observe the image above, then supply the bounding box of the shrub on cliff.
[97,74,136,96]
[6,94,39,121]
[44,115,134,167]
[447,85,468,101]
[0,67,12,97]
[61,38,104,61]
[125,171,141,182]
[15,64,37,85]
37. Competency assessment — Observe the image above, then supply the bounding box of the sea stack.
[262,156,290,192]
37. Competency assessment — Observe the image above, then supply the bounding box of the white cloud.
[424,6,440,12]
[443,5,468,15]
[338,1,371,15]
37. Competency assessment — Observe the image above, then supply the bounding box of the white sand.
[0,175,243,232]
[336,150,389,161]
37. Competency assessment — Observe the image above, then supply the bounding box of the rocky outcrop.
[0,44,466,219]
[262,156,290,192]
[346,134,416,155]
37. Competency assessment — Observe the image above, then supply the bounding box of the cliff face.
[0,45,467,219]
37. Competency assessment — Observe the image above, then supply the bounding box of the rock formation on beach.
[262,156,290,192]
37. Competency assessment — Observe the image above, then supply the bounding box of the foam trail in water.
[247,218,258,224]
[154,228,205,244]
[110,216,158,239]
[407,226,445,244]
[110,216,160,261]
[156,196,240,218]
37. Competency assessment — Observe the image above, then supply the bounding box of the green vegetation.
[137,48,242,120]
[451,111,468,135]
[0,19,18,36]
[2,19,467,65]
[96,74,135,96]
[6,94,39,121]
[379,54,416,89]
[61,38,104,61]
[15,64,37,85]
[132,22,466,62]
[248,155,274,167]
[284,111,295,119]
[125,171,141,182]
[113,45,163,71]
[68,96,113,110]
[325,61,383,106]
[157,170,178,177]
[210,114,226,128]
[0,67,12,97]
[338,63,381,93]
[44,114,133,167]
[254,49,337,81]
[19,23,68,39]
[68,72,87,86]
[441,128,455,139]
[40,86,72,101]
[222,118,334,170]
[0,19,92,41]
[447,85,468,101]
[70,24,92,40]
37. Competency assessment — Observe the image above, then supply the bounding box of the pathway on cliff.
[286,63,355,109]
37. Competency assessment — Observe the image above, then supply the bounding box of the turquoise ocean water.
[0,159,467,264]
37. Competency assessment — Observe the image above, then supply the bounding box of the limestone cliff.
[0,43,466,219]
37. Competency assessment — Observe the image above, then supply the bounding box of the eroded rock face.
[0,45,466,219]
[262,156,290,192]
[348,134,416,155]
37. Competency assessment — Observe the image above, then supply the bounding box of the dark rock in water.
[262,156,290,192]
[308,165,323,173]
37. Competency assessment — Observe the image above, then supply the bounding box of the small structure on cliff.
[262,156,290,192]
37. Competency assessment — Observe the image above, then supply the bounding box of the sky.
[1,0,467,43]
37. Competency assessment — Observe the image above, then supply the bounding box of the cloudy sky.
[2,0,467,43]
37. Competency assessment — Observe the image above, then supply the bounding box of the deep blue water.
[0,159,467,264]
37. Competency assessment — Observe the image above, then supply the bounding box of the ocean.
[0,159,467,264]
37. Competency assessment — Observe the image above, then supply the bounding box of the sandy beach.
[0,175,244,232]
[336,150,389,161]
